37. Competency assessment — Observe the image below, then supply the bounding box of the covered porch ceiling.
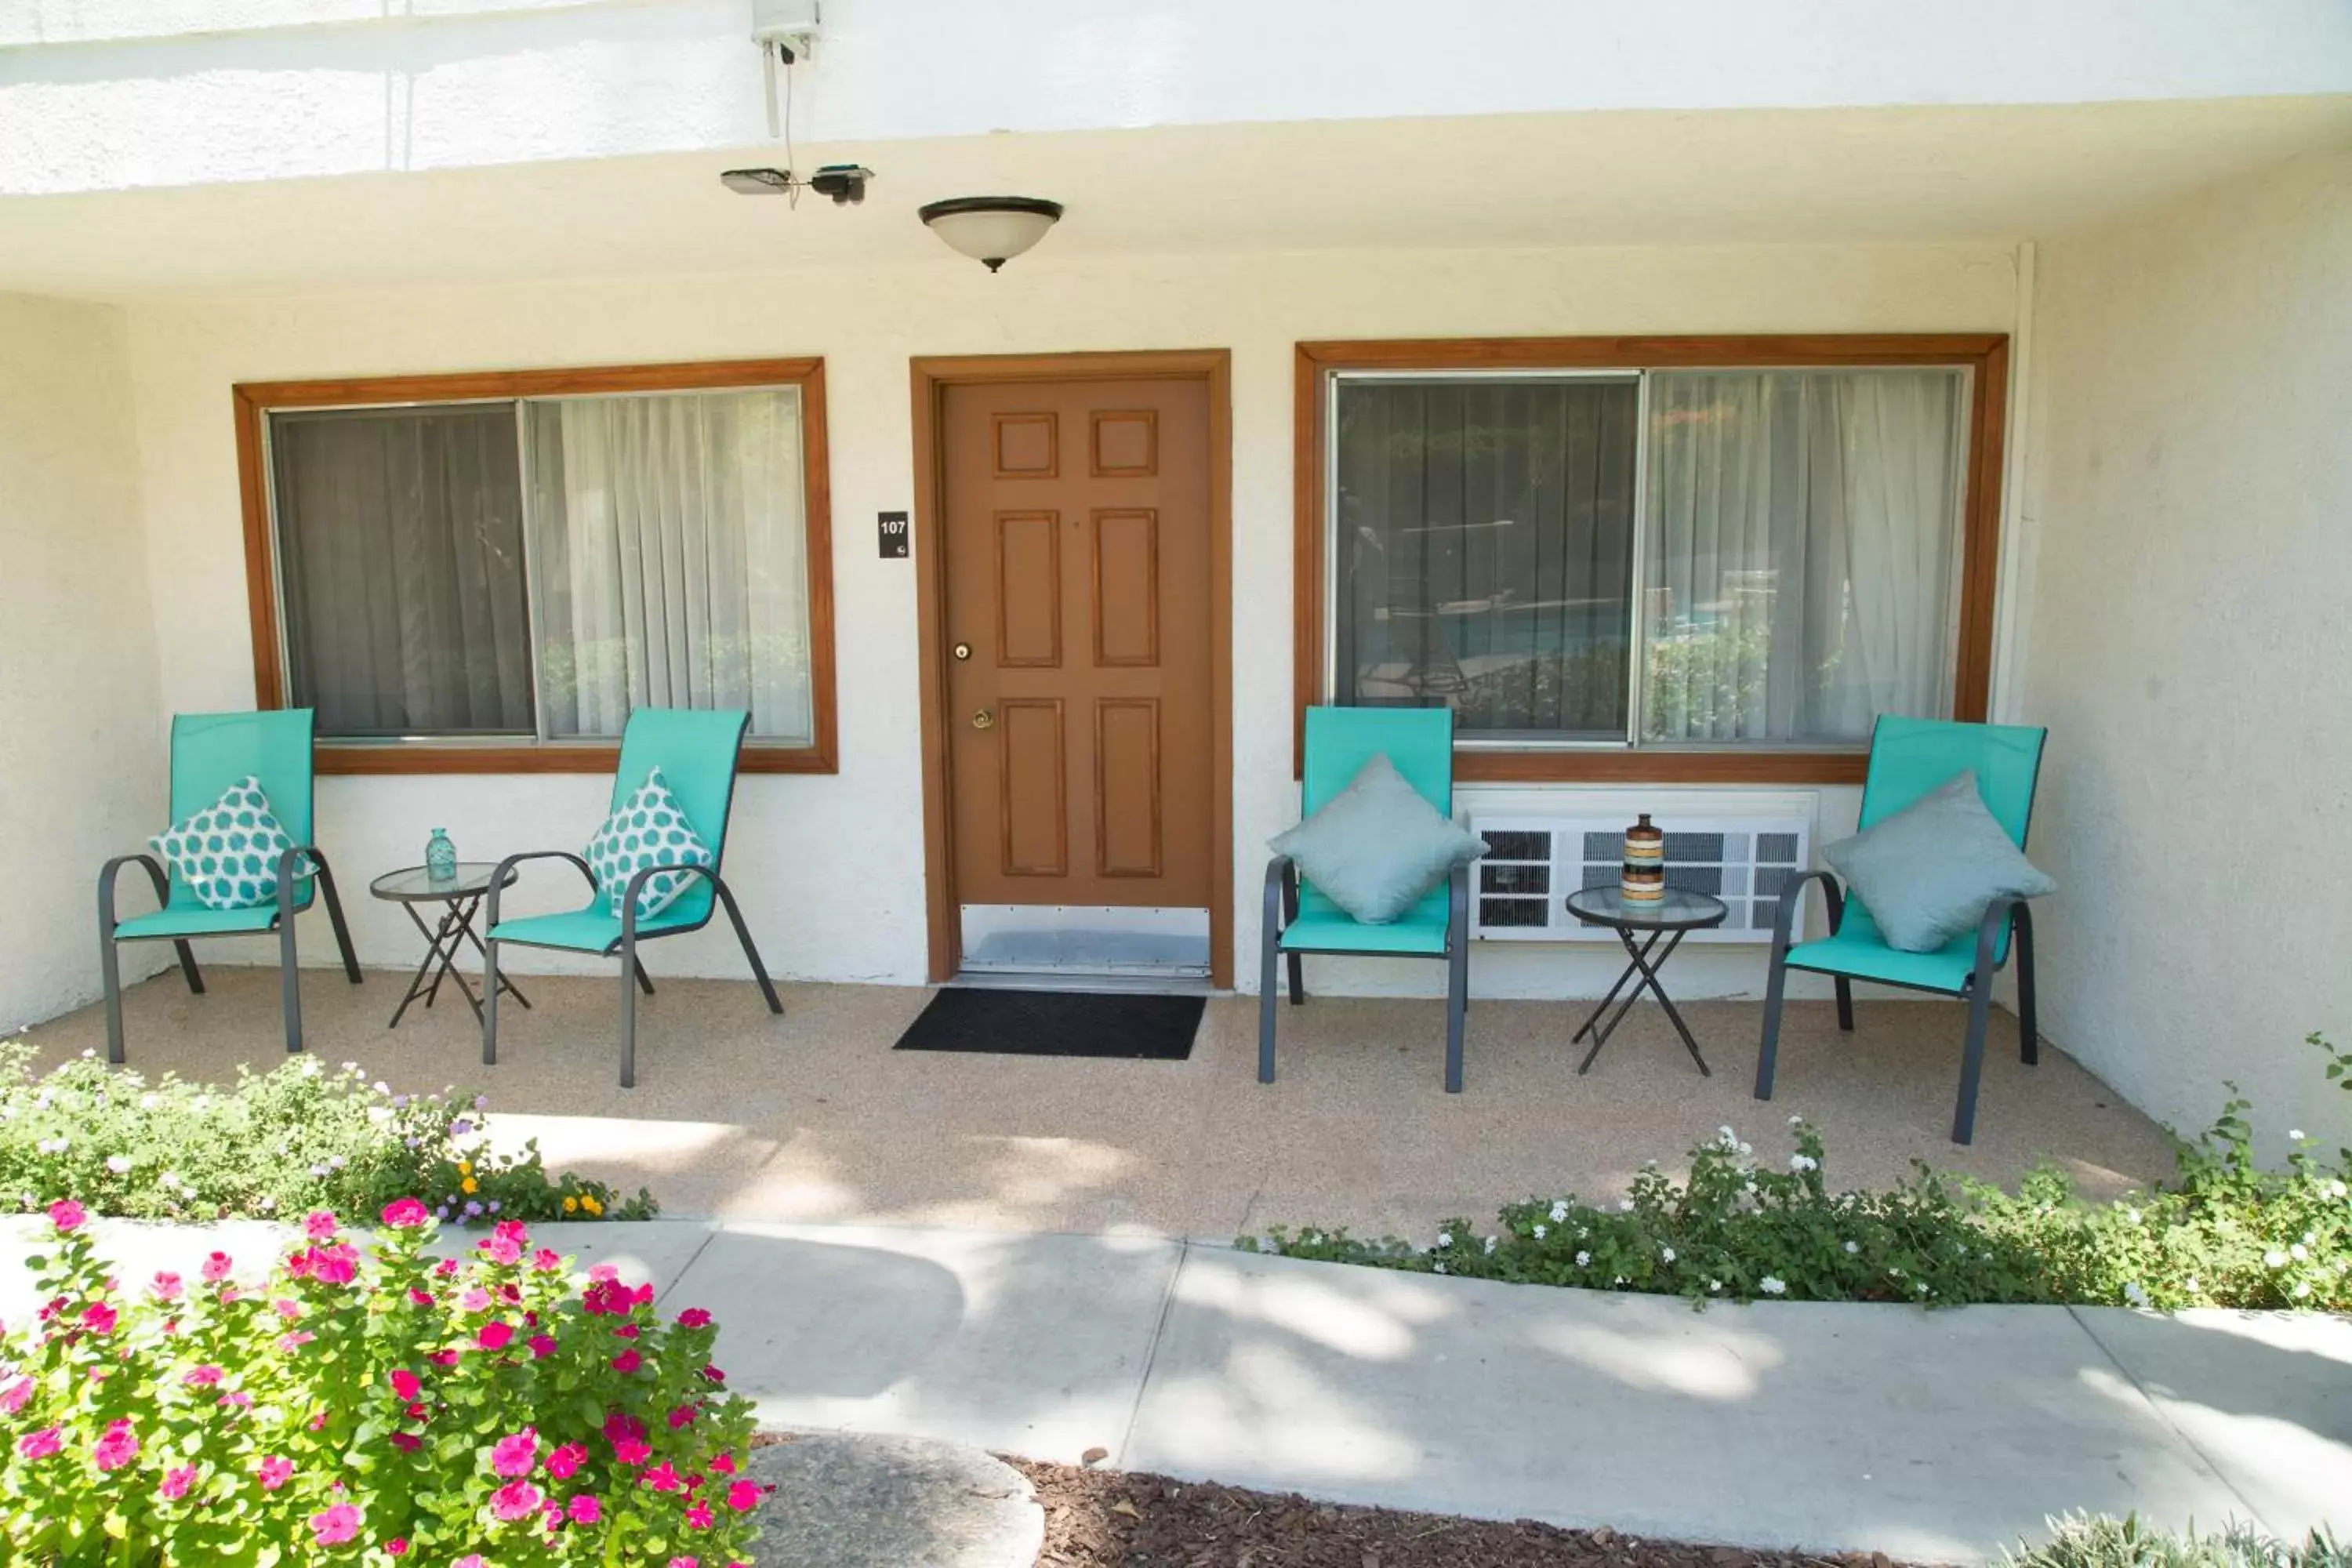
[6,96,2350,300]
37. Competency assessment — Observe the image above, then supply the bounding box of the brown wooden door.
[942,377,1213,913]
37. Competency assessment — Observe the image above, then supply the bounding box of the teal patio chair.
[1261,706,1472,1091]
[1754,715,2049,1145]
[98,709,361,1062]
[481,709,780,1087]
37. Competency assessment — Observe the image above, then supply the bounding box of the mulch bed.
[1009,1458,1926,1568]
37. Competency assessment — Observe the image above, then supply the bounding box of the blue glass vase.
[425,828,458,882]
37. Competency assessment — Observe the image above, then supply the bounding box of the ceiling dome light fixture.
[918,196,1064,272]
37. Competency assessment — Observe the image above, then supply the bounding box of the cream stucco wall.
[2020,146,2352,1151]
[0,292,167,1029]
[121,240,2018,1000]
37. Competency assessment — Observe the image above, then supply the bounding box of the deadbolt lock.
[971,709,995,730]
[952,642,972,661]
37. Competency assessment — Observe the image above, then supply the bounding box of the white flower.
[1789,1153,1818,1173]
[1436,1232,1454,1249]
[328,1154,347,1170]
[2290,1243,2308,1261]
[1708,1279,1722,1293]
[1575,1250,1591,1267]
[1433,1262,1448,1275]
[2329,1181,2347,1199]
[341,1061,359,1073]
[1788,1114,1802,1125]
[1760,1276,1788,1295]
[1742,1180,1759,1196]
[104,1156,132,1174]
[1737,1142,1752,1156]
[139,1094,158,1111]
[191,1096,209,1113]
[2185,1276,2199,1292]
[2122,1282,2151,1308]
[1548,1200,1569,1223]
[1660,1247,1675,1263]
[1532,1223,1547,1239]
[2265,1250,2288,1268]
[2123,1208,2141,1224]
[1483,1236,1498,1255]
[1842,1240,1859,1254]
[2288,1129,2306,1141]
[1617,1198,1635,1212]
[373,1081,390,1095]
[79,1048,95,1059]
[257,1196,276,1211]
[309,1164,330,1179]
[1718,1125,1737,1141]
[2293,1282,2312,1298]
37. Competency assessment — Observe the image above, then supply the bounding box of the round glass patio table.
[1562,885,1728,1076]
[368,862,530,1030]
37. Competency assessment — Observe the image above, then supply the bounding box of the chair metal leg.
[310,855,362,985]
[714,877,783,1014]
[1443,937,1468,1095]
[101,936,126,1066]
[2013,902,2039,1065]
[618,929,639,1091]
[278,908,303,1055]
[1834,977,1853,1032]
[633,960,656,996]
[1443,862,1468,1093]
[1282,864,1303,1005]
[1754,949,1789,1102]
[1258,937,1279,1085]
[481,939,501,1066]
[1954,978,1991,1145]
[172,942,205,996]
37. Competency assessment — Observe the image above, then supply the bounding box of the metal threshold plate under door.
[959,905,1210,986]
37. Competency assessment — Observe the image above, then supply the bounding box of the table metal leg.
[1575,927,1710,1076]
[387,895,532,1029]
[450,904,531,1011]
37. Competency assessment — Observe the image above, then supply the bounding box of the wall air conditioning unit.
[1468,814,1813,944]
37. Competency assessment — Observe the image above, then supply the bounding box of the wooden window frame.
[1292,334,2009,785]
[234,358,837,775]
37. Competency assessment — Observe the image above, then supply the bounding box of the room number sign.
[877,510,910,558]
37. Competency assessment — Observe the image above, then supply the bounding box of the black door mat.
[892,987,1206,1060]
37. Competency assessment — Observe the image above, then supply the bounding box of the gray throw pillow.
[1822,771,2056,953]
[1270,753,1488,924]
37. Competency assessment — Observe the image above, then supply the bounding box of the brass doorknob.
[952,641,972,661]
[971,709,995,730]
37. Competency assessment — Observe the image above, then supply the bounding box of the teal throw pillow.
[1822,770,2056,953]
[586,766,715,924]
[149,775,297,912]
[1269,753,1487,924]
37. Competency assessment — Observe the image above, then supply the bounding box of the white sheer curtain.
[1642,369,1965,744]
[524,387,812,742]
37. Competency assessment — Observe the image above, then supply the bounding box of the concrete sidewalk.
[5,1218,2346,1564]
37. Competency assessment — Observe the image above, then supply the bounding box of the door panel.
[945,378,1212,912]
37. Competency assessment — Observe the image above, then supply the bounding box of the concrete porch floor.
[22,967,2176,1240]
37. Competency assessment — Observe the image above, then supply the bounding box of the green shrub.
[1243,1035,2352,1311]
[0,1197,760,1563]
[0,1044,652,1226]
[2005,1514,2347,1568]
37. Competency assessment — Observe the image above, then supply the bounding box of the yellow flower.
[460,1177,478,1195]
[579,1195,602,1217]
[562,1196,579,1214]
[457,1160,473,1178]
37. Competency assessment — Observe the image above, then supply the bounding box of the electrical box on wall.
[751,0,819,56]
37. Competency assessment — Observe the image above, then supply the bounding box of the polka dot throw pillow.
[585,765,715,924]
[148,775,298,912]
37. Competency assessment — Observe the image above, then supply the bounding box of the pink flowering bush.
[0,1198,764,1564]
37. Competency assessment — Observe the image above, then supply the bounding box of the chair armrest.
[1971,895,2028,987]
[1262,855,1297,944]
[274,845,332,909]
[99,854,172,934]
[486,850,597,930]
[617,862,724,940]
[1773,869,1846,953]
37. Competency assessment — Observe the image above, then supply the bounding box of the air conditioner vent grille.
[1470,811,1814,943]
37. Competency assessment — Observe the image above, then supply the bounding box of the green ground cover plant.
[0,1044,651,1227]
[1245,1035,2352,1311]
[0,1199,759,1564]
[2004,1514,2347,1568]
